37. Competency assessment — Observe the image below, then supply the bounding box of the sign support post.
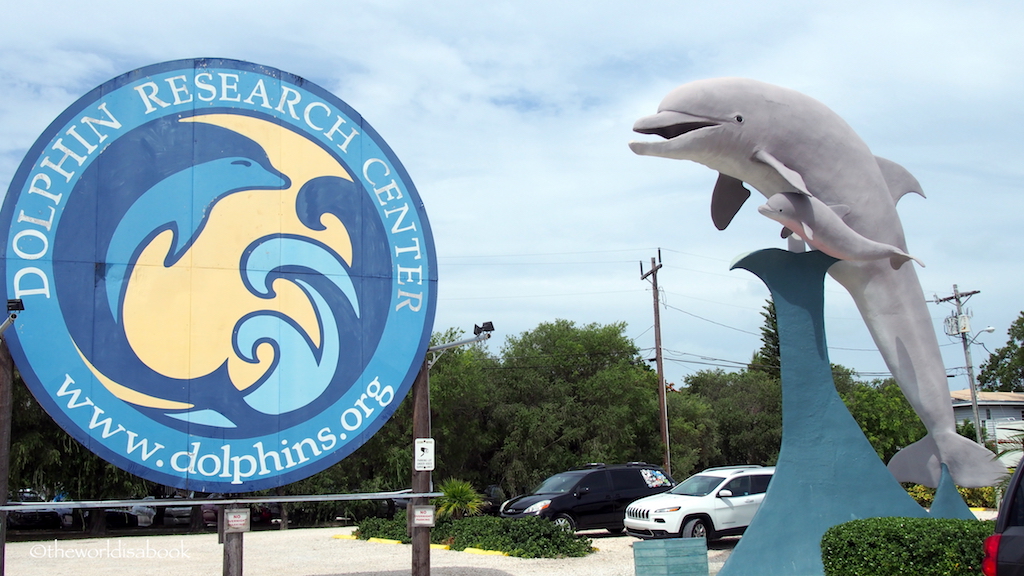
[221,507,249,576]
[0,341,12,576]
[410,323,493,576]
[411,363,431,576]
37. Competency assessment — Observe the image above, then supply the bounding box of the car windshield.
[532,472,586,494]
[669,474,726,496]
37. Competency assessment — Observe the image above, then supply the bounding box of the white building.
[950,389,1024,466]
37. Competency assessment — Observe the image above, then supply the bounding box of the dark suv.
[984,463,1024,575]
[499,463,674,532]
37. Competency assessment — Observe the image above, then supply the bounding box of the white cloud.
[1,0,1022,388]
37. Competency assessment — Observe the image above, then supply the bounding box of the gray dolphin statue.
[629,77,1004,488]
[758,192,925,270]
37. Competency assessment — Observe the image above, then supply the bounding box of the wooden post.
[410,362,430,576]
[223,532,243,576]
[0,341,13,576]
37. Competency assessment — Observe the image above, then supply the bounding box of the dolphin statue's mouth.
[632,111,721,140]
[635,120,719,140]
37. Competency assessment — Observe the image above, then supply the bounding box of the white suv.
[624,465,774,540]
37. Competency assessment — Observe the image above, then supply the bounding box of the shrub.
[356,513,593,558]
[903,484,996,508]
[434,478,485,520]
[821,517,994,576]
[355,510,411,542]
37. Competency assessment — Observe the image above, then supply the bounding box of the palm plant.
[434,478,484,520]
[992,431,1023,507]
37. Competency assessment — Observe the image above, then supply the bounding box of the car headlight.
[523,500,551,514]
[654,506,681,513]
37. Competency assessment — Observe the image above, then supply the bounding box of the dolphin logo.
[105,156,289,320]
[757,192,924,270]
[629,77,1004,488]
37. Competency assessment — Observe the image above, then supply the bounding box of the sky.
[1,0,1022,393]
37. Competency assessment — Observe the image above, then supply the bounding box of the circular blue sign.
[1,58,437,492]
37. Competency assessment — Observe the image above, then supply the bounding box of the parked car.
[6,490,61,530]
[983,463,1024,575]
[499,462,674,532]
[624,465,774,541]
[480,485,507,515]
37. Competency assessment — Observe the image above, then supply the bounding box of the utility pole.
[641,251,670,476]
[933,285,984,444]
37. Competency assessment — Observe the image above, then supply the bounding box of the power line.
[662,303,760,336]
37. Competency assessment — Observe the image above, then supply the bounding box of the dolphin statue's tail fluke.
[888,432,1006,488]
[889,251,925,270]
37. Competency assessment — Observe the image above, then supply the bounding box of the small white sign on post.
[414,438,435,471]
[412,505,435,527]
[224,508,250,533]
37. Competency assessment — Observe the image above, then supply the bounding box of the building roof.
[950,389,1024,404]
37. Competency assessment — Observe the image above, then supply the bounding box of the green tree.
[486,319,664,495]
[9,371,149,500]
[979,312,1024,392]
[839,378,926,463]
[425,328,500,486]
[749,299,780,378]
[666,389,719,478]
[685,369,782,467]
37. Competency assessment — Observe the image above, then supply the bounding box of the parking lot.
[4,526,735,576]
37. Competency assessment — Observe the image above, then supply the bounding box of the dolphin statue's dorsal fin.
[711,173,751,230]
[875,156,926,203]
[754,149,811,196]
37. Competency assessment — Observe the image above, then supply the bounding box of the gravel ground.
[6,511,995,575]
[4,527,734,576]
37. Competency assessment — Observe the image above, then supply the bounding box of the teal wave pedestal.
[718,249,929,576]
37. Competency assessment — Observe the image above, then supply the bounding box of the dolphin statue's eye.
[231,160,253,167]
[734,115,744,123]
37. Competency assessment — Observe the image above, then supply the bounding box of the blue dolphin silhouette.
[105,156,288,320]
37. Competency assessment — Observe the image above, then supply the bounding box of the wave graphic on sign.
[53,112,391,437]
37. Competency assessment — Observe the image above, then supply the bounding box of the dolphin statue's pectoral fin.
[876,156,926,203]
[711,173,751,230]
[829,204,851,219]
[753,149,811,196]
[889,252,926,270]
[781,227,793,239]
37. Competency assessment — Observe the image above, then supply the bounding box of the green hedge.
[821,517,994,576]
[355,513,594,558]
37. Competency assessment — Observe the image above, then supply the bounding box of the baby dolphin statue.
[758,192,925,270]
[630,77,1004,488]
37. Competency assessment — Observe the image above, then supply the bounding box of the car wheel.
[553,514,576,532]
[681,518,710,540]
